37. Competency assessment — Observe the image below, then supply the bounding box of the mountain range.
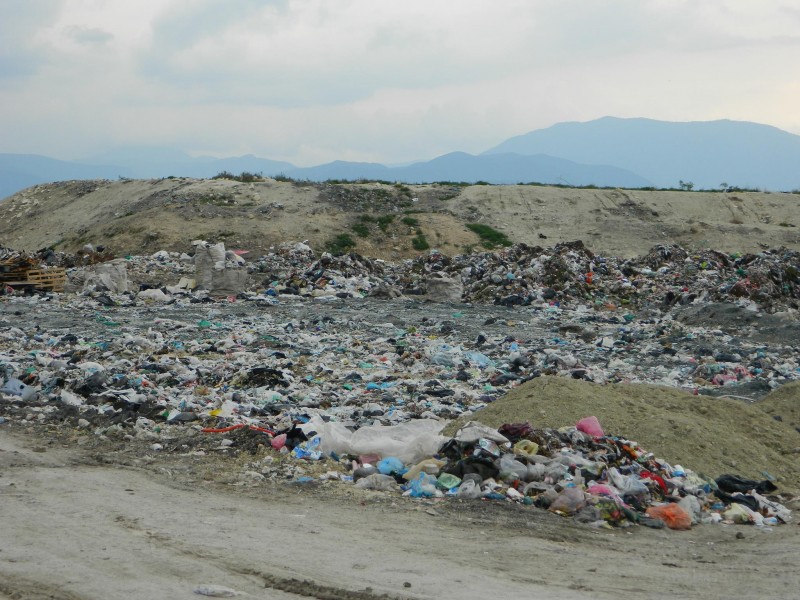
[3,116,800,200]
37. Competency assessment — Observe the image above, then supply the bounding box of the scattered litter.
[1,239,798,533]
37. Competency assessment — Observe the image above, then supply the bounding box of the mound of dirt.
[446,377,800,493]
[756,381,800,435]
[2,178,799,259]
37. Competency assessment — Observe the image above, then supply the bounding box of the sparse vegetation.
[437,192,460,201]
[466,223,512,249]
[376,215,395,231]
[195,191,236,206]
[326,233,356,255]
[393,183,412,196]
[352,222,370,238]
[411,230,429,251]
[401,216,419,227]
[212,171,264,182]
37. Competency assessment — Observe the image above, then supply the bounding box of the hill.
[0,177,798,259]
[484,116,800,191]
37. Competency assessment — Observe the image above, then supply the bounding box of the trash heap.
[250,242,394,299]
[6,240,797,314]
[1,238,798,532]
[409,242,800,311]
[277,416,792,530]
[0,246,66,293]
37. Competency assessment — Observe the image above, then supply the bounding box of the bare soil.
[2,426,799,600]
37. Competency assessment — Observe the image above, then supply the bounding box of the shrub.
[211,171,262,182]
[401,216,419,227]
[412,231,429,251]
[326,233,357,255]
[376,215,395,231]
[352,223,370,238]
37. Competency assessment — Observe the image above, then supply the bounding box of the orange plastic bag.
[646,503,692,530]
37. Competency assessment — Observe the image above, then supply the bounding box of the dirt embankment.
[1,178,798,259]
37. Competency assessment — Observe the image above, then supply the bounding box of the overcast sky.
[2,0,799,165]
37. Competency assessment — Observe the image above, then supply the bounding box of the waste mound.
[445,377,800,494]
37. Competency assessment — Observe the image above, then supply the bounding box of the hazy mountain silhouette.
[78,147,294,179]
[484,116,800,191]
[4,117,800,199]
[284,151,651,187]
[0,153,132,199]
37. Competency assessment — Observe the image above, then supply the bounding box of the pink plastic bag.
[576,416,604,437]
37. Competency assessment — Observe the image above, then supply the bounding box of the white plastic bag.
[302,417,446,464]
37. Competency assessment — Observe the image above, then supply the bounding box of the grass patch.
[411,230,430,251]
[394,183,412,196]
[401,216,419,227]
[326,233,356,255]
[195,192,236,206]
[352,222,370,238]
[376,215,395,231]
[466,223,512,249]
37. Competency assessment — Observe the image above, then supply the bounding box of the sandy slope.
[1,178,798,259]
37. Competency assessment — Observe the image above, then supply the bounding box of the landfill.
[1,239,798,531]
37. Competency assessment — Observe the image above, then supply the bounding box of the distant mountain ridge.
[2,116,800,199]
[285,151,651,188]
[484,116,800,191]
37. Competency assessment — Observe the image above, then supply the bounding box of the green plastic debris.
[437,473,462,490]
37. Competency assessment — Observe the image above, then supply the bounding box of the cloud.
[1,0,799,163]
[136,0,540,107]
[65,26,114,45]
[0,0,62,80]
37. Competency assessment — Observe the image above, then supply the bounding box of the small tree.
[678,180,694,191]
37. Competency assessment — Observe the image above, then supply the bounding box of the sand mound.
[756,382,800,434]
[446,377,800,493]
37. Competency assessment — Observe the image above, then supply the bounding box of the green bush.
[352,222,370,238]
[401,216,419,227]
[412,230,429,251]
[326,233,356,255]
[212,170,262,182]
[376,215,395,231]
[466,223,512,249]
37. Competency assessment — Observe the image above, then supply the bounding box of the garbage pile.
[410,242,800,311]
[249,242,394,299]
[289,416,792,530]
[1,238,798,531]
[0,246,66,293]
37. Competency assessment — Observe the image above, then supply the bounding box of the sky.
[1,0,799,166]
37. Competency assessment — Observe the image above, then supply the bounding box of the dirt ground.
[1,425,798,600]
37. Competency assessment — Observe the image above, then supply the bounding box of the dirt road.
[1,428,797,600]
